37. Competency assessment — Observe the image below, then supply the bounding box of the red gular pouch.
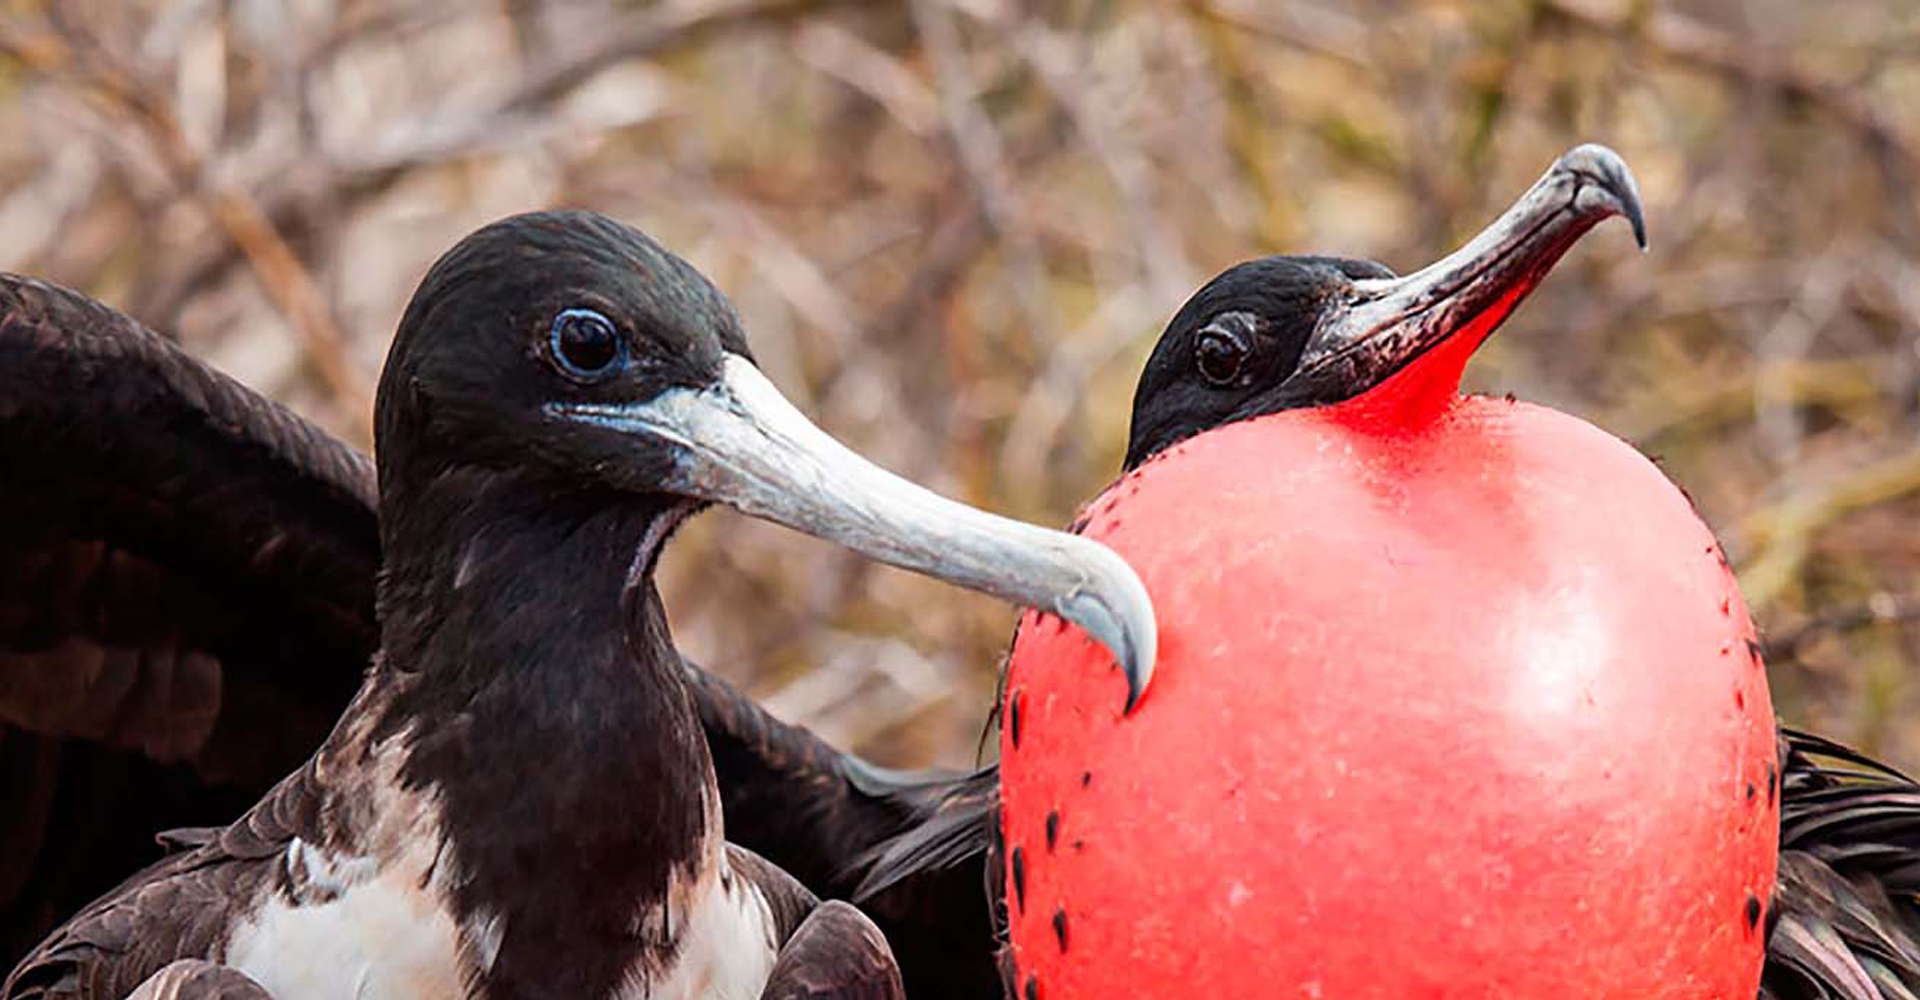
[1000,145,1775,1000]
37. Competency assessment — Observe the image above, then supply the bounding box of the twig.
[1543,0,1919,177]
[0,23,374,438]
[1764,593,1920,666]
[908,0,1060,355]
[1737,443,1920,610]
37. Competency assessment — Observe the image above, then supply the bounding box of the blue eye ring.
[548,308,625,381]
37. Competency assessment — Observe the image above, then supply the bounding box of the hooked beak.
[1292,143,1645,404]
[552,356,1158,710]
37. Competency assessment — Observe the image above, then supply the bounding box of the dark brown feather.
[121,960,271,1000]
[1764,729,1920,1000]
[0,269,956,995]
[688,660,1004,1000]
[2,758,323,1000]
[760,901,904,1000]
[0,274,376,962]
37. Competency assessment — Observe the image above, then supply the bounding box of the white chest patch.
[221,772,492,1000]
[219,731,781,1000]
[620,853,780,1000]
[224,840,468,1000]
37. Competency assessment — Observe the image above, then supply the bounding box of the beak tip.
[1121,648,1153,715]
[1057,557,1158,719]
[1555,142,1648,251]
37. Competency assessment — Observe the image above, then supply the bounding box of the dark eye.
[549,308,624,380]
[1195,325,1249,386]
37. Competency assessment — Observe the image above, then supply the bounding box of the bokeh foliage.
[3,0,1919,766]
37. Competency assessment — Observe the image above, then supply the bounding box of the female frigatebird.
[0,210,1154,1000]
[0,227,996,999]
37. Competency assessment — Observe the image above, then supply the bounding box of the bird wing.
[759,900,905,1000]
[1764,728,1920,1000]
[0,274,378,963]
[686,659,1004,1000]
[120,960,272,1000]
[837,765,1004,999]
[2,761,322,1000]
[847,767,998,902]
[0,274,1002,994]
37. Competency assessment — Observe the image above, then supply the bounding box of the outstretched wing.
[1764,728,1920,1000]
[0,275,378,963]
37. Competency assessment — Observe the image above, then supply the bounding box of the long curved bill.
[1290,143,1646,402]
[553,356,1157,710]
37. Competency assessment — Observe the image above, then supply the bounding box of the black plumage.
[0,265,995,1000]
[0,210,1156,999]
[854,163,1920,998]
[0,275,375,958]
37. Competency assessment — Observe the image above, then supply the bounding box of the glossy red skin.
[1001,389,1778,999]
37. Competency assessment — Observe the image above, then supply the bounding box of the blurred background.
[3,0,1919,768]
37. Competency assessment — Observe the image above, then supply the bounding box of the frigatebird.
[855,147,1920,999]
[0,230,1001,1000]
[0,210,1155,999]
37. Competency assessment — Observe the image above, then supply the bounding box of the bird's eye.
[549,308,624,380]
[1195,324,1249,387]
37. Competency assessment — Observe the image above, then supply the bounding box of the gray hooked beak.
[553,356,1158,711]
[1291,143,1646,402]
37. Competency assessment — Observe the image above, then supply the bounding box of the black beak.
[1290,143,1645,405]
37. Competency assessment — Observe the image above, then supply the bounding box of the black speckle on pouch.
[1046,811,1059,851]
[1746,895,1762,930]
[1010,690,1025,749]
[1026,975,1039,1000]
[1746,638,1765,666]
[1766,762,1778,806]
[1011,847,1027,913]
[1071,839,1084,851]
[1746,782,1756,802]
[1053,909,1070,953]
[1081,771,1092,788]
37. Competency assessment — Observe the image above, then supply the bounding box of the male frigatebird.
[0,210,1155,999]
[860,146,1920,999]
[4,163,1916,997]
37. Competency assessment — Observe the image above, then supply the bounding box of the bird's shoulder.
[2,760,331,1000]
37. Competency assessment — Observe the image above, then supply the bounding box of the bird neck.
[1325,280,1531,434]
[369,466,721,998]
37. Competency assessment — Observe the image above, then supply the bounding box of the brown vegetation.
[4,0,1918,767]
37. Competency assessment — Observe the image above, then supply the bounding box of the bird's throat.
[371,469,721,998]
[1327,280,1535,435]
